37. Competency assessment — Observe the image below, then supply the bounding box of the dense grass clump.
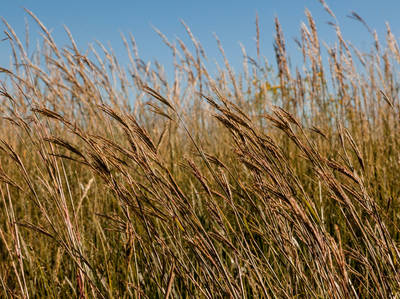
[1,6,400,298]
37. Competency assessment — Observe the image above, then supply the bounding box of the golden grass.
[1,5,400,298]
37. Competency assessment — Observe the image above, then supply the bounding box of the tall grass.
[1,5,400,298]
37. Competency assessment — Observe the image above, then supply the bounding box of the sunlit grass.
[1,5,400,298]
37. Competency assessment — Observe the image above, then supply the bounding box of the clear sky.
[0,1,399,78]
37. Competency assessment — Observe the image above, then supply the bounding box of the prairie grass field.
[1,6,400,298]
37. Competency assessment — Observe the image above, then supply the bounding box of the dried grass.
[0,5,400,298]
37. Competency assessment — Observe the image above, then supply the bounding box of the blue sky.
[1,1,399,78]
